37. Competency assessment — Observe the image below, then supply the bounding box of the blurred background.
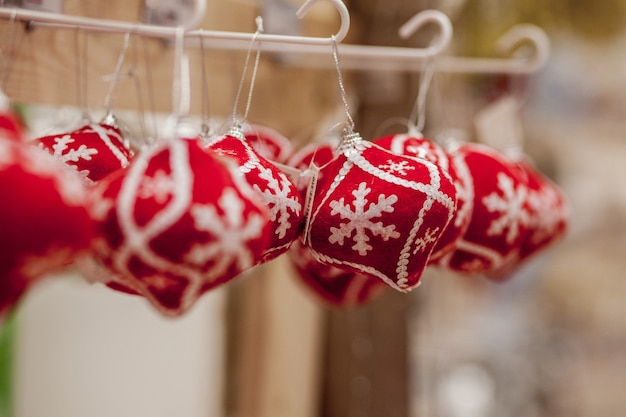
[2,0,626,416]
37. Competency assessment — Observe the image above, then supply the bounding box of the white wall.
[13,273,226,417]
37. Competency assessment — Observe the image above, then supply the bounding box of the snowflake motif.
[142,274,176,291]
[185,188,266,280]
[412,227,440,255]
[328,182,401,256]
[377,159,415,176]
[138,170,175,204]
[527,187,563,244]
[51,135,98,163]
[406,145,429,159]
[252,164,301,239]
[482,172,530,244]
[461,257,488,272]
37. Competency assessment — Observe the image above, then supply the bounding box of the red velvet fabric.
[244,124,293,164]
[0,110,24,142]
[485,158,570,279]
[374,133,469,261]
[287,142,337,198]
[208,134,303,262]
[90,138,271,318]
[288,240,386,308]
[34,123,132,184]
[304,137,457,292]
[0,139,94,318]
[435,142,531,275]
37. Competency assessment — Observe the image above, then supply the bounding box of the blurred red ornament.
[90,138,271,317]
[0,139,94,319]
[34,123,132,184]
[244,124,293,164]
[288,240,386,308]
[208,128,303,262]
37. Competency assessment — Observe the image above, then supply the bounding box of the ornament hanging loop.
[409,59,435,135]
[103,31,131,118]
[230,16,264,131]
[331,34,355,136]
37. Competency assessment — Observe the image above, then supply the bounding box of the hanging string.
[199,34,211,136]
[73,27,90,123]
[141,36,159,142]
[231,16,264,127]
[129,33,148,143]
[409,58,435,134]
[171,26,191,120]
[330,35,355,135]
[103,32,131,115]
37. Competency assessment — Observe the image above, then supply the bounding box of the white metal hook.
[296,0,350,44]
[4,0,350,47]
[183,0,207,31]
[187,0,350,49]
[436,24,551,74]
[398,9,453,57]
[259,9,453,69]
[494,24,550,73]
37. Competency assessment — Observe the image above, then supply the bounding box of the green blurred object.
[0,313,16,417]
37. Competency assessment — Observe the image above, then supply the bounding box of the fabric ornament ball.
[286,141,337,197]
[244,124,293,164]
[0,110,24,142]
[207,126,304,262]
[288,240,387,308]
[0,138,94,319]
[34,123,133,184]
[434,142,530,275]
[485,158,570,280]
[90,137,271,318]
[304,132,457,292]
[374,133,471,261]
[518,159,569,258]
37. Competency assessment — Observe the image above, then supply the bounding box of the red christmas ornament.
[435,142,531,275]
[304,133,457,292]
[518,159,569,258]
[244,124,293,164]
[286,141,337,197]
[90,137,271,317]
[288,240,386,308]
[34,123,133,184]
[207,127,303,262]
[374,133,470,260]
[485,158,570,279]
[0,110,24,142]
[0,139,94,319]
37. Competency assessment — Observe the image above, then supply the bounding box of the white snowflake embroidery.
[412,227,440,255]
[185,188,266,279]
[252,164,301,239]
[482,172,530,244]
[50,134,98,164]
[378,159,415,176]
[461,257,488,272]
[328,182,401,256]
[406,144,429,159]
[138,169,175,203]
[527,187,563,244]
[143,274,176,291]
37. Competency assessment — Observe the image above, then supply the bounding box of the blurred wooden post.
[227,257,325,417]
